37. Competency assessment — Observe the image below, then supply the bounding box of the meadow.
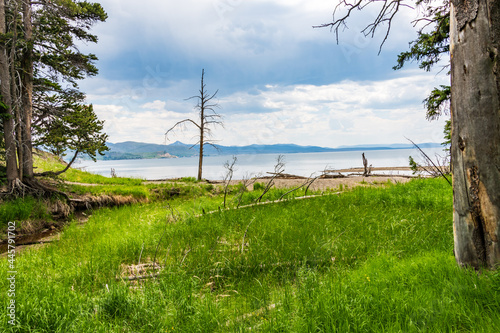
[1,166,499,332]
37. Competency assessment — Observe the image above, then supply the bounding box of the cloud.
[79,1,448,150]
[141,100,166,110]
[83,0,424,92]
[92,70,448,147]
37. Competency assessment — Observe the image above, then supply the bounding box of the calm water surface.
[76,148,445,180]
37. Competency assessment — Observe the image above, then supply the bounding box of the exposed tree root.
[2,177,69,200]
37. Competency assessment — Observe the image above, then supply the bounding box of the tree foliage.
[34,104,108,175]
[1,0,107,189]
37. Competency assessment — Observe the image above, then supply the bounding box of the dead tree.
[317,0,500,269]
[257,155,285,203]
[235,173,257,208]
[165,69,223,181]
[222,156,237,208]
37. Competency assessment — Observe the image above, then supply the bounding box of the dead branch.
[222,156,237,208]
[180,248,191,266]
[235,174,257,208]
[406,137,451,186]
[257,155,285,203]
[313,0,414,54]
[278,172,322,200]
[265,172,307,179]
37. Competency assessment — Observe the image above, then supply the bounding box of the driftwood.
[118,273,161,281]
[265,172,307,179]
[319,173,346,179]
[362,153,372,177]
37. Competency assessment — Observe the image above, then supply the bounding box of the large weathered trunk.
[450,0,500,269]
[20,0,34,180]
[0,0,20,187]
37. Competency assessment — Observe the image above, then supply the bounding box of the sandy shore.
[210,174,414,192]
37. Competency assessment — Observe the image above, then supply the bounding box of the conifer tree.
[0,0,107,192]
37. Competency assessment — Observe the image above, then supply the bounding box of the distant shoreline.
[89,141,444,161]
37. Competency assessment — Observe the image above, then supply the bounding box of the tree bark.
[0,0,20,188]
[197,69,206,181]
[20,0,34,180]
[450,0,500,269]
[198,127,204,181]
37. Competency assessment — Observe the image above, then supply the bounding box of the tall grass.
[33,153,143,186]
[0,197,50,230]
[1,178,499,332]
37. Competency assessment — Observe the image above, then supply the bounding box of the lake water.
[75,148,445,180]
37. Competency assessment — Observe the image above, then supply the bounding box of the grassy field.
[1,175,499,332]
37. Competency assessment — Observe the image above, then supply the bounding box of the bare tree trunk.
[197,69,206,181]
[198,94,204,181]
[0,0,20,188]
[450,0,500,269]
[20,0,34,180]
[198,130,204,181]
[8,1,22,180]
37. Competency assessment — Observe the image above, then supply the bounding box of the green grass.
[0,197,51,231]
[33,153,143,186]
[1,178,499,332]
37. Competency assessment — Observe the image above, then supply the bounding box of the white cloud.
[141,100,166,110]
[93,71,448,147]
[80,1,448,149]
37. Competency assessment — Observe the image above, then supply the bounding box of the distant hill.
[95,141,442,160]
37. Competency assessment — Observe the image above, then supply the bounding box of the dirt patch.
[216,174,413,192]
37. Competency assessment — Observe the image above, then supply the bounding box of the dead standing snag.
[165,69,223,181]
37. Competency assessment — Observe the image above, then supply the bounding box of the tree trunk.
[0,0,20,188]
[35,150,80,177]
[198,135,203,180]
[450,0,500,269]
[198,123,204,181]
[8,1,23,180]
[197,69,206,181]
[20,0,34,180]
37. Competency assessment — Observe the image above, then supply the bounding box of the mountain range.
[94,141,443,161]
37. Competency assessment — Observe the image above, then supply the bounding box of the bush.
[253,182,265,191]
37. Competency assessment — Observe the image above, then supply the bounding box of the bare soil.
[216,174,413,192]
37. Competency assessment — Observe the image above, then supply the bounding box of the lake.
[76,148,446,180]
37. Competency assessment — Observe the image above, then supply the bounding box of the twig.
[278,172,321,200]
[222,156,237,208]
[180,248,191,266]
[406,137,452,186]
[138,242,144,266]
[257,155,285,202]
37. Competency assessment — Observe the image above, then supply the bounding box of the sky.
[79,0,450,148]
